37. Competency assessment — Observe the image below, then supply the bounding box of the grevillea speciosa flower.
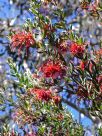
[79,61,87,71]
[70,42,84,58]
[30,88,52,101]
[11,31,35,54]
[79,60,94,73]
[40,60,66,79]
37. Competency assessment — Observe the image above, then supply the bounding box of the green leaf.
[24,100,30,110]
[69,32,75,40]
[76,37,83,45]
[38,125,45,135]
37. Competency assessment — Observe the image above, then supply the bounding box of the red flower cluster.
[40,60,66,79]
[79,61,87,71]
[30,88,52,101]
[30,88,61,104]
[79,60,94,73]
[70,42,84,58]
[11,31,35,54]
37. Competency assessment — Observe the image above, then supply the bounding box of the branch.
[62,98,97,123]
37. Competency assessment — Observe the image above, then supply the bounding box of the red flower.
[11,31,35,54]
[88,61,93,73]
[30,88,52,101]
[70,42,84,58]
[79,61,87,71]
[40,60,66,79]
[53,96,61,105]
